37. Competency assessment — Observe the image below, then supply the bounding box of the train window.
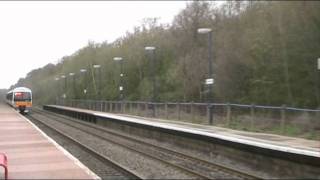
[14,92,31,101]
[6,92,13,101]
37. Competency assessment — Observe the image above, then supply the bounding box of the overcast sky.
[0,1,189,89]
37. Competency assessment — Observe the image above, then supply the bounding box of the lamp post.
[113,57,124,101]
[54,77,60,104]
[93,64,101,100]
[80,69,87,100]
[197,28,213,102]
[145,46,156,117]
[317,58,320,105]
[69,72,75,99]
[61,75,67,99]
[198,28,214,125]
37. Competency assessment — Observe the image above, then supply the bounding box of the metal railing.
[56,99,320,140]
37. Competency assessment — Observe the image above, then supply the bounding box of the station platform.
[0,103,99,179]
[47,105,320,158]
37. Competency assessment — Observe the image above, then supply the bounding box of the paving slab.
[0,103,99,179]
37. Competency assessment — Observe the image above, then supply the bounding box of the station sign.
[205,78,214,85]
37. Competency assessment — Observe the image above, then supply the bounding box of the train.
[6,87,32,113]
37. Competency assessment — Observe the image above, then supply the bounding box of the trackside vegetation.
[11,1,320,109]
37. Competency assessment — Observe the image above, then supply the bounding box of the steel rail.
[34,108,260,179]
[31,109,207,179]
[25,113,143,180]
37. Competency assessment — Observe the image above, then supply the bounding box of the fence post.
[138,103,141,116]
[123,101,126,114]
[226,103,231,126]
[139,102,143,116]
[129,102,133,114]
[250,104,255,130]
[178,103,181,120]
[207,103,213,125]
[191,102,194,121]
[165,103,168,119]
[110,102,112,112]
[281,104,286,134]
[154,103,157,118]
[145,102,148,117]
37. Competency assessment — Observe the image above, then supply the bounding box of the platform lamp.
[93,64,101,100]
[145,46,156,117]
[198,28,214,125]
[113,57,124,101]
[80,69,87,102]
[60,75,67,99]
[69,72,75,99]
[54,77,60,105]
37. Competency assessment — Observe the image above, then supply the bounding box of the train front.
[14,91,32,113]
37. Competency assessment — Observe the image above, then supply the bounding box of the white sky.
[0,1,189,89]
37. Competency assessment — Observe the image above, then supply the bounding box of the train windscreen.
[14,92,31,101]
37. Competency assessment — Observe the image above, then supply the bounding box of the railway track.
[30,108,259,179]
[25,111,143,180]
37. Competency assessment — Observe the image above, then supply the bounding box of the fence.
[56,99,320,140]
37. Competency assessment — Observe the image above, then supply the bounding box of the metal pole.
[120,59,124,101]
[85,71,87,101]
[317,58,320,106]
[56,80,58,104]
[145,47,156,117]
[73,75,76,99]
[99,66,101,100]
[152,50,156,103]
[55,78,60,104]
[150,50,156,117]
[208,31,213,103]
[208,31,213,125]
[65,76,67,95]
[60,78,63,99]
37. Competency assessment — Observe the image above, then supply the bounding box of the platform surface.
[0,103,98,179]
[49,105,320,158]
